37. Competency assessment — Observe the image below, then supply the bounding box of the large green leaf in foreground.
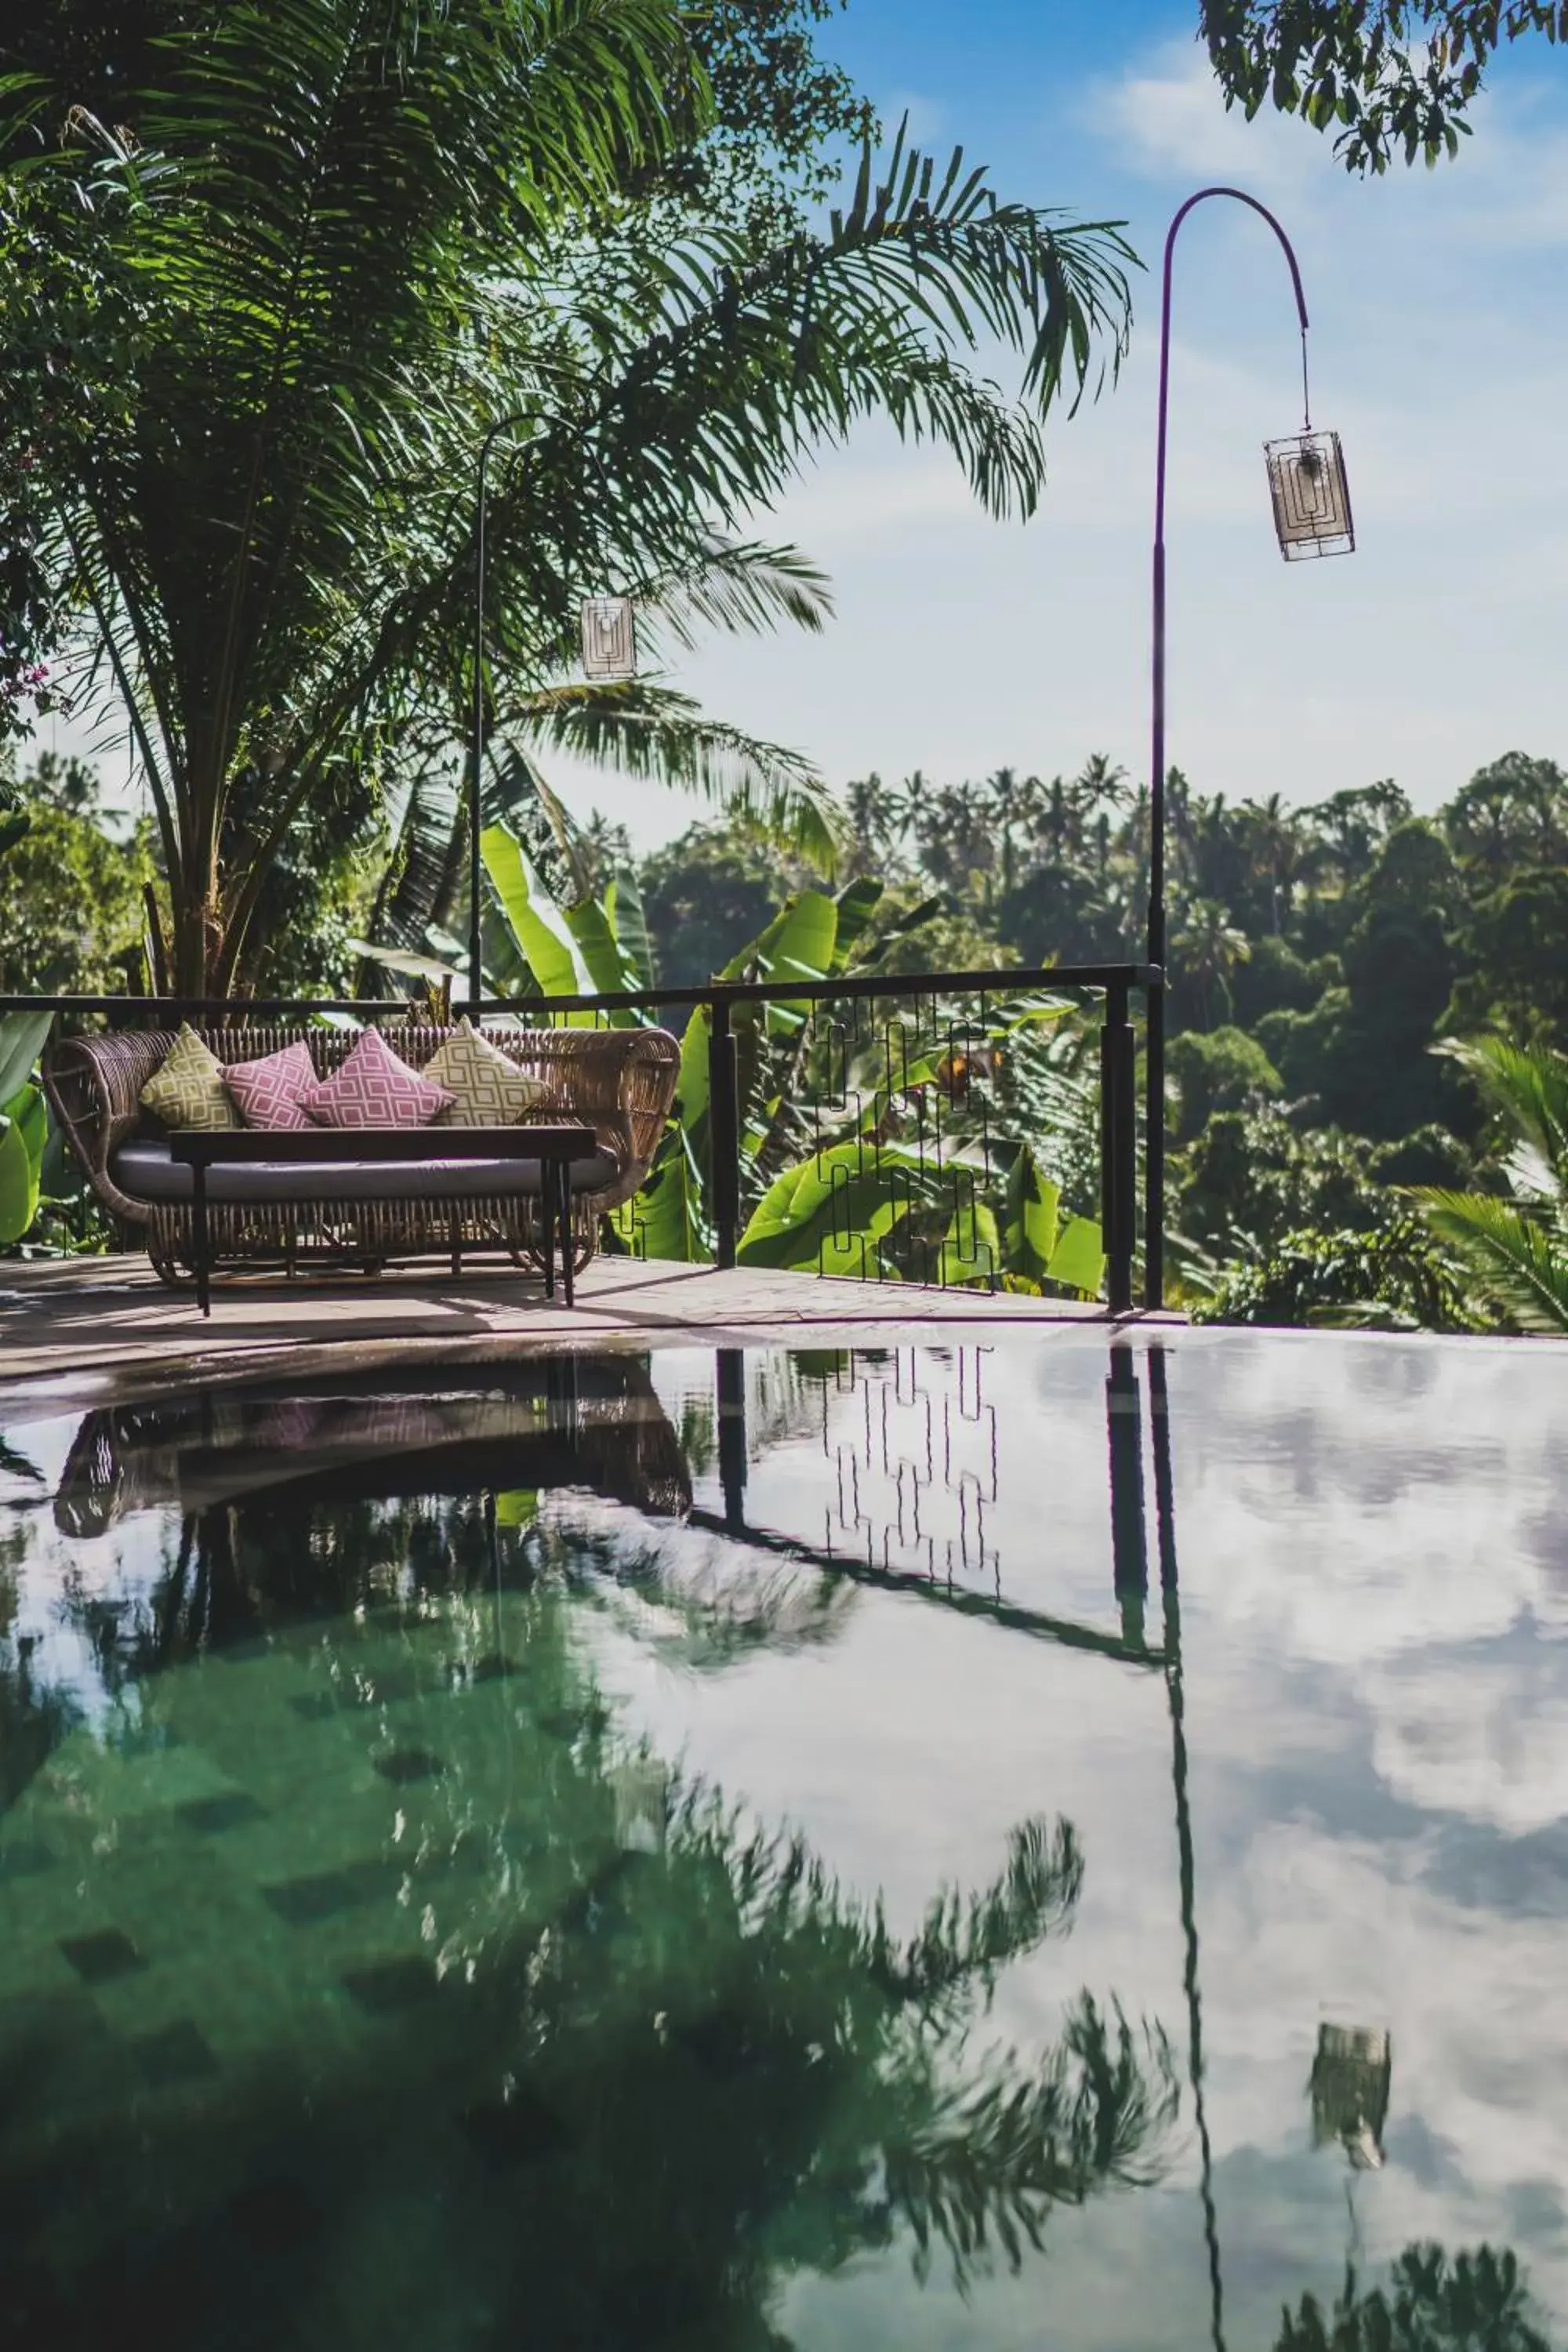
[0,1081,48,1246]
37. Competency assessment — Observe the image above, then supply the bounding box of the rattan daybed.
[42,1020,680,1287]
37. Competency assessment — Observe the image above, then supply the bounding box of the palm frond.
[508,679,842,871]
[641,539,833,652]
[1435,1034,1568,1200]
[1416,1190,1568,1335]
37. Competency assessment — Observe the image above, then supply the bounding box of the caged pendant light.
[1265,428,1354,560]
[579,593,637,682]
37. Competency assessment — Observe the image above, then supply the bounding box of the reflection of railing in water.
[700,1338,1225,2350]
[815,1345,1000,1593]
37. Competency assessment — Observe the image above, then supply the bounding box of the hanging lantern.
[580,595,637,681]
[1265,430,1354,560]
[1310,2022,1391,2169]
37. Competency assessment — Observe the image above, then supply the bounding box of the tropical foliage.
[1,0,1134,994]
[1200,2,1568,173]
[471,818,1108,1292]
[1414,1036,1568,1332]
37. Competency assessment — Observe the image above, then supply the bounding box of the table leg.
[541,1163,556,1301]
[558,1162,575,1307]
[193,1157,212,1319]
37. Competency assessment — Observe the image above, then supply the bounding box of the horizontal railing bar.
[0,997,409,1017]
[0,964,1161,1022]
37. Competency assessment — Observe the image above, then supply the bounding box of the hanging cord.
[1300,325,1312,434]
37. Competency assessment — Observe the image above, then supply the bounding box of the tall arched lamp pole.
[1145,186,1354,1309]
[467,411,636,1014]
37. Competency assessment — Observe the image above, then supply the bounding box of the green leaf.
[606,871,655,992]
[0,1010,52,1107]
[481,823,596,1001]
[617,1118,712,1262]
[936,1196,1000,1288]
[737,1138,938,1272]
[1003,1145,1062,1283]
[493,1490,538,1529]
[0,1080,48,1246]
[564,893,641,1000]
[830,876,884,971]
[1046,1213,1105,1298]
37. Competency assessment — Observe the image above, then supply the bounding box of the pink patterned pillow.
[300,1025,452,1130]
[222,1040,318,1131]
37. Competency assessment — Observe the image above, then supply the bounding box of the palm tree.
[5,5,1135,993]
[1173,898,1252,1029]
[1274,2243,1552,2352]
[1415,1036,1568,1332]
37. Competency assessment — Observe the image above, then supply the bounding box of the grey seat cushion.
[112,1137,618,1206]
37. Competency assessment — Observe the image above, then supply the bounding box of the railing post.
[1100,980,1135,1314]
[707,996,741,1271]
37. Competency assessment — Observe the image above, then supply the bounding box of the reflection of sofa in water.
[54,1357,691,1536]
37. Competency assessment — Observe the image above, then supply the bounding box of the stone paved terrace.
[0,1254,1176,1404]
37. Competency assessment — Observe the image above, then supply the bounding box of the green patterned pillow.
[140,1023,241,1131]
[422,1019,552,1127]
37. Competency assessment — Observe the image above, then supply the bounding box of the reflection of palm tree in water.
[1273,2244,1554,2351]
[5,1447,1182,2350]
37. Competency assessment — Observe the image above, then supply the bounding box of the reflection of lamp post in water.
[1147,1342,1229,2352]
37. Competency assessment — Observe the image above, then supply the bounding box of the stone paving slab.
[0,1253,1171,1406]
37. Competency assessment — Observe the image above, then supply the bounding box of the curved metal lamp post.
[467,412,636,1013]
[1145,187,1354,1309]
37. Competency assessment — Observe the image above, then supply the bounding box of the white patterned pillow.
[421,1020,552,1127]
[140,1024,241,1131]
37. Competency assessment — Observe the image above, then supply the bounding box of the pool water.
[1,1330,1564,2350]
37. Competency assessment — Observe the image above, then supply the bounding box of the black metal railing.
[1,960,1157,1311]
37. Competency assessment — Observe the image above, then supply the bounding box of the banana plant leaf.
[613,1117,713,1262]
[604,873,655,993]
[936,1196,1001,1288]
[1003,1145,1062,1283]
[481,823,596,1000]
[0,1010,53,1107]
[722,890,840,1039]
[1046,1214,1106,1297]
[737,1138,944,1275]
[0,1081,49,1246]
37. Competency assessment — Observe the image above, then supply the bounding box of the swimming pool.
[2,1330,1564,2350]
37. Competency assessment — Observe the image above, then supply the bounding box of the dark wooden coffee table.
[167,1125,600,1316]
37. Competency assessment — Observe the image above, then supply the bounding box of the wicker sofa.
[42,1020,681,1288]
